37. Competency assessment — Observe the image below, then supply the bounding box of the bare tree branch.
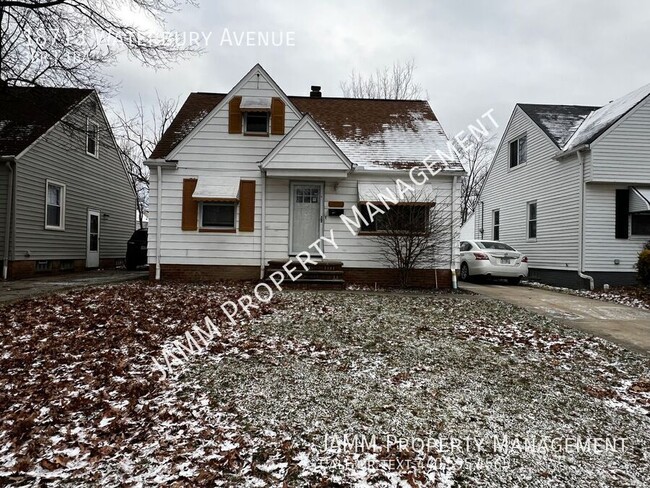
[0,0,201,91]
[112,93,178,228]
[340,59,424,100]
[363,187,457,288]
[459,134,496,225]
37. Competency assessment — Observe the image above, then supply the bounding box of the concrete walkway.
[0,269,148,305]
[461,282,650,355]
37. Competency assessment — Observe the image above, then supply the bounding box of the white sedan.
[459,240,528,284]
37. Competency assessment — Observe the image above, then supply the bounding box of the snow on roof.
[563,83,650,152]
[518,104,598,148]
[152,94,463,172]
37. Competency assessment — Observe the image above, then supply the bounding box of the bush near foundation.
[637,241,650,285]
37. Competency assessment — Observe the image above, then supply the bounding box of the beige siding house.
[0,87,136,280]
[477,83,650,288]
[146,64,464,287]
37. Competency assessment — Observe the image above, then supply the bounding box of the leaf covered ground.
[0,283,649,487]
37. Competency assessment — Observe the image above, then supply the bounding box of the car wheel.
[507,277,521,285]
[460,262,470,281]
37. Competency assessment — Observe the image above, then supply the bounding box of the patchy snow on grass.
[1,285,649,486]
[523,280,650,310]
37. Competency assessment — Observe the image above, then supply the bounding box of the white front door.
[290,182,323,254]
[86,210,100,268]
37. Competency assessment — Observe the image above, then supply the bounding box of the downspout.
[259,169,267,280]
[3,158,15,280]
[450,176,458,289]
[576,150,594,290]
[155,165,162,280]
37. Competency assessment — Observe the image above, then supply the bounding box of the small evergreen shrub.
[637,242,650,285]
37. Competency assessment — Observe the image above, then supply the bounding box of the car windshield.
[476,241,516,251]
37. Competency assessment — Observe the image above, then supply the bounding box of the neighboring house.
[477,83,650,289]
[0,86,136,280]
[146,64,464,287]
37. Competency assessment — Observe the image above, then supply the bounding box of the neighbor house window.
[200,202,235,229]
[86,119,98,156]
[244,113,269,134]
[493,209,500,240]
[509,134,527,168]
[527,201,537,239]
[631,214,650,236]
[359,204,429,233]
[45,180,65,230]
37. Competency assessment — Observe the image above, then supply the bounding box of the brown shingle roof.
[151,93,461,170]
[0,86,93,156]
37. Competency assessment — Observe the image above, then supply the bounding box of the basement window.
[36,261,50,272]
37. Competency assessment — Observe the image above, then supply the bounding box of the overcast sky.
[108,0,650,136]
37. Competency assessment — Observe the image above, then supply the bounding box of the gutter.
[259,168,267,280]
[450,175,458,289]
[144,159,178,281]
[554,143,590,161]
[576,150,595,290]
[2,156,15,280]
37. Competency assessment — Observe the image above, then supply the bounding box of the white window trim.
[243,112,270,136]
[199,201,237,230]
[527,200,537,241]
[492,209,500,241]
[86,118,99,158]
[630,213,650,238]
[508,133,528,170]
[45,179,66,231]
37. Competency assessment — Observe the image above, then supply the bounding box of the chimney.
[310,85,321,98]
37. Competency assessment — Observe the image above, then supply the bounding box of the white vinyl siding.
[477,106,580,270]
[590,96,650,184]
[583,183,647,272]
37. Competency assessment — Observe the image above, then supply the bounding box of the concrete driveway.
[461,281,650,355]
[0,269,148,305]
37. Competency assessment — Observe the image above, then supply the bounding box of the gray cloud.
[106,0,650,136]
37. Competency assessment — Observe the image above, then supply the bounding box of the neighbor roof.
[518,104,599,148]
[0,86,93,156]
[563,82,650,152]
[151,93,462,171]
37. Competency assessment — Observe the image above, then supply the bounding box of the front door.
[86,210,100,268]
[290,182,323,254]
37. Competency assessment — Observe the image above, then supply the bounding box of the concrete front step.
[264,259,345,289]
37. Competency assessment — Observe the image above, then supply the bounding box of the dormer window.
[244,112,269,134]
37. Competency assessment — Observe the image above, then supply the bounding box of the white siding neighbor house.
[146,64,464,288]
[1,87,136,280]
[477,83,650,289]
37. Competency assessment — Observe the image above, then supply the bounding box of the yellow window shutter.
[270,97,285,135]
[229,96,242,134]
[239,180,256,232]
[181,179,198,231]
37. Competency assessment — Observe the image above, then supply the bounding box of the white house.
[145,64,464,288]
[477,83,650,289]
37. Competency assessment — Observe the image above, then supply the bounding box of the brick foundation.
[149,264,260,282]
[6,258,121,280]
[149,263,455,288]
[344,267,453,289]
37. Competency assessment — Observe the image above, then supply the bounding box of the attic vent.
[310,85,321,98]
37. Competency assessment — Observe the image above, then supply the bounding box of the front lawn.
[0,284,648,486]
